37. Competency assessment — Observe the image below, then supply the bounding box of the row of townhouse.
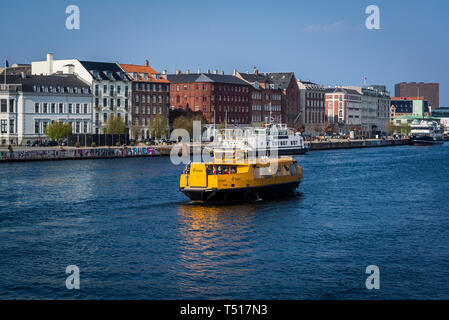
[325,85,391,137]
[1,53,395,145]
[1,54,170,145]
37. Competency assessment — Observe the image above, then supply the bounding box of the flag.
[5,60,9,68]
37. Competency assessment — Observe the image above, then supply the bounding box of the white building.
[0,73,92,146]
[343,85,390,137]
[32,54,132,134]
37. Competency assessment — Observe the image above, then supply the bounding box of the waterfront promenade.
[0,138,410,162]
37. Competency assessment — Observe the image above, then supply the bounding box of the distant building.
[297,79,325,135]
[0,64,31,76]
[430,107,449,133]
[342,85,390,137]
[0,73,92,146]
[167,70,251,125]
[118,61,170,139]
[234,68,282,124]
[390,97,431,125]
[395,82,439,108]
[266,72,301,129]
[32,54,133,134]
[325,87,362,134]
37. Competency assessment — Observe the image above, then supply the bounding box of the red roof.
[118,63,169,83]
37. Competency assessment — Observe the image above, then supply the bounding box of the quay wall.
[307,139,410,151]
[0,146,162,162]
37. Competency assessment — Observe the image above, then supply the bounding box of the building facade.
[32,54,133,134]
[390,97,431,125]
[297,80,326,135]
[118,61,170,139]
[167,71,251,125]
[395,82,439,109]
[325,87,362,133]
[0,74,92,146]
[267,72,301,129]
[343,85,390,137]
[234,69,282,124]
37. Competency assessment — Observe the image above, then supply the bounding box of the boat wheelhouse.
[410,120,444,145]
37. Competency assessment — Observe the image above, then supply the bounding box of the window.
[103,113,107,123]
[9,100,14,112]
[1,99,7,112]
[84,104,88,113]
[9,119,14,134]
[110,99,114,110]
[35,120,39,134]
[51,103,55,113]
[76,104,80,114]
[103,85,107,94]
[103,98,107,107]
[1,120,6,133]
[35,103,40,113]
[68,104,73,113]
[43,103,48,113]
[75,122,80,133]
[59,103,64,113]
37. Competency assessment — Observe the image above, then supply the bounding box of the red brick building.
[118,61,170,139]
[395,82,439,108]
[266,72,301,129]
[234,69,282,124]
[167,72,251,125]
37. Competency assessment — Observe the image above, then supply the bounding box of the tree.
[130,125,141,140]
[400,122,411,136]
[44,121,72,144]
[148,115,169,139]
[173,114,206,136]
[103,114,127,134]
[386,121,398,135]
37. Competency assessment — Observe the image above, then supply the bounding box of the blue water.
[0,143,448,299]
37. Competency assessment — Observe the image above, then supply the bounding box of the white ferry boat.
[410,120,444,145]
[210,123,307,155]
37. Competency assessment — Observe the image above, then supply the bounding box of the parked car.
[47,140,59,147]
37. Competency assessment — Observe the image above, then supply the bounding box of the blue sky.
[1,0,448,106]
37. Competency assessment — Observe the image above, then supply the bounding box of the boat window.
[283,165,290,176]
[290,164,297,175]
[213,165,235,175]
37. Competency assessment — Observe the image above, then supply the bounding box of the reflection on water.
[176,204,258,296]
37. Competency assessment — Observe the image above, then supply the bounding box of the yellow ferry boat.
[179,150,303,202]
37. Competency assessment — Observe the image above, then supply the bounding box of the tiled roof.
[266,72,295,90]
[79,61,131,81]
[118,63,169,83]
[0,74,91,92]
[167,73,249,85]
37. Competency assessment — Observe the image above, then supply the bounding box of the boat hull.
[181,180,300,203]
[410,138,444,146]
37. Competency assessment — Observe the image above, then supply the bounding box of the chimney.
[47,53,54,75]
[233,69,237,76]
[162,70,167,75]
[197,68,201,74]
[253,67,258,75]
[66,64,75,74]
[220,71,224,75]
[176,70,182,75]
[206,69,210,74]
[186,69,190,74]
[145,60,149,67]
[213,69,218,75]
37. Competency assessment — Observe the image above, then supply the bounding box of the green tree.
[103,114,127,134]
[148,115,169,139]
[386,121,398,135]
[400,122,411,136]
[44,121,72,144]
